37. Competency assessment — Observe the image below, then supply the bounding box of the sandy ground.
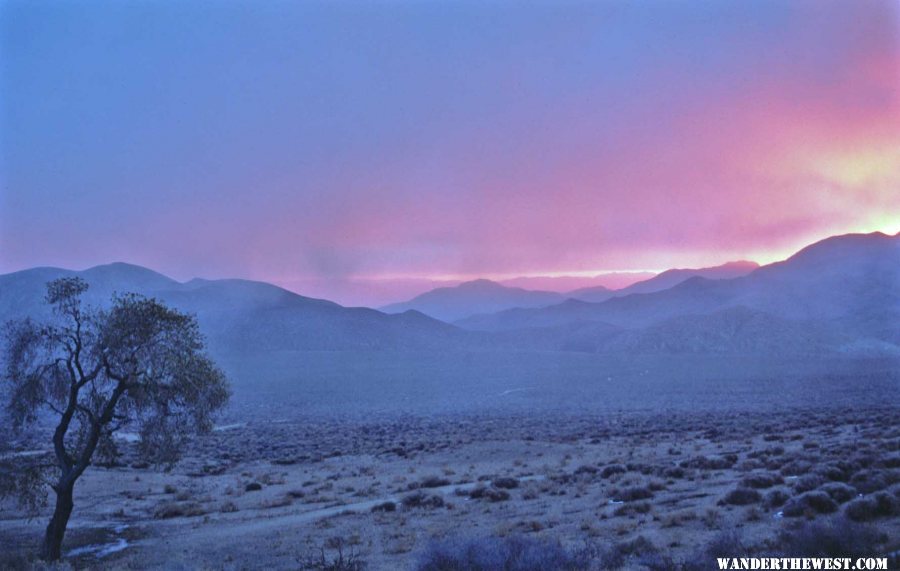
[1,407,898,570]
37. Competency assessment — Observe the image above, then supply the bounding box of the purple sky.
[2,0,898,306]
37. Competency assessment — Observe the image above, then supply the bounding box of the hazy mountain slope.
[599,306,848,355]
[564,285,614,303]
[0,263,478,355]
[457,233,900,352]
[568,261,759,302]
[457,277,735,331]
[2,233,896,358]
[379,279,565,322]
[0,263,181,320]
[731,232,900,322]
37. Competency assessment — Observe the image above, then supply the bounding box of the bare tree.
[0,277,230,560]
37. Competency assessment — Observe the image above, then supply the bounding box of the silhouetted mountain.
[379,279,564,322]
[568,261,759,302]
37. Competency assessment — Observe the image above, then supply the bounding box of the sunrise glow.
[2,0,898,305]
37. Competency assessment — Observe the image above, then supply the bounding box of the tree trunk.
[40,479,75,561]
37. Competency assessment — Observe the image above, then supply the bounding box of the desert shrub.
[774,518,886,557]
[782,491,838,517]
[682,455,737,471]
[627,463,658,476]
[153,501,205,519]
[765,488,791,509]
[792,474,825,493]
[299,538,365,571]
[721,488,761,506]
[219,501,238,513]
[844,491,899,521]
[163,484,178,494]
[601,464,628,479]
[818,482,857,504]
[492,477,519,489]
[418,476,451,489]
[740,472,783,489]
[403,492,445,509]
[815,463,851,482]
[468,486,510,502]
[849,470,897,494]
[598,536,659,569]
[736,459,765,472]
[371,501,397,512]
[682,531,752,571]
[882,454,900,468]
[415,535,586,571]
[613,502,651,517]
[574,465,599,476]
[780,460,812,476]
[663,466,686,479]
[612,485,653,502]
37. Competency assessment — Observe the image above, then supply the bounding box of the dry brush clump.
[773,518,887,558]
[153,501,207,519]
[782,491,838,517]
[610,484,654,502]
[467,485,511,502]
[681,454,737,471]
[818,482,857,504]
[739,472,783,489]
[843,491,899,522]
[414,535,588,571]
[297,537,366,571]
[721,487,762,506]
[402,491,445,509]
[412,476,451,490]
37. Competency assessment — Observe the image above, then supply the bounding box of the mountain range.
[456,232,899,355]
[0,263,471,357]
[379,279,566,322]
[0,232,897,358]
[380,260,760,321]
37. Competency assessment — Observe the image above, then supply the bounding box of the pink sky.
[2,1,898,307]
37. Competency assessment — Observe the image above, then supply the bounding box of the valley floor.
[2,407,899,570]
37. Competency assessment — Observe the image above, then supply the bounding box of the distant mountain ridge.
[379,279,565,322]
[0,263,475,356]
[1,232,897,358]
[455,232,900,355]
[379,261,758,322]
[568,260,759,302]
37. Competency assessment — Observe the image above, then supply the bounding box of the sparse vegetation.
[415,535,585,571]
[721,487,761,506]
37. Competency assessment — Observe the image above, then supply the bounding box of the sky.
[2,0,899,306]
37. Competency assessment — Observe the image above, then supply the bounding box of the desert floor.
[2,405,899,570]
